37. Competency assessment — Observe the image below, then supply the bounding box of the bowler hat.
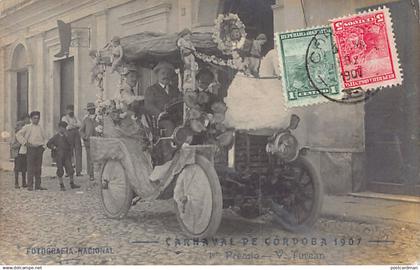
[86,102,95,110]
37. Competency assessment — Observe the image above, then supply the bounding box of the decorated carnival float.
[89,13,323,237]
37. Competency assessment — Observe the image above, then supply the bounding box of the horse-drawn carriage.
[90,21,323,238]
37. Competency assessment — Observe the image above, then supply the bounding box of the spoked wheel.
[99,160,134,219]
[272,156,323,232]
[174,155,223,238]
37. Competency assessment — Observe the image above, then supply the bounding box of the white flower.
[95,125,103,133]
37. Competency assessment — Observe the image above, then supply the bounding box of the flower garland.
[212,13,247,55]
[194,52,240,70]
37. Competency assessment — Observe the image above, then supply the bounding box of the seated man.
[145,61,182,135]
[145,61,182,163]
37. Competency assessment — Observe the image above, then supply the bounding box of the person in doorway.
[79,102,98,181]
[10,115,30,188]
[47,121,81,191]
[16,111,47,191]
[61,104,83,176]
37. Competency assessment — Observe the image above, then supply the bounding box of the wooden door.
[59,57,74,118]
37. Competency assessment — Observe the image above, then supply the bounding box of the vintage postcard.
[0,0,419,268]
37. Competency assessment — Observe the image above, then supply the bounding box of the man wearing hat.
[62,104,83,176]
[120,64,141,101]
[79,102,98,181]
[16,111,48,190]
[145,61,182,162]
[145,61,181,118]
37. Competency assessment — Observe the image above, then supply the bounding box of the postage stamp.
[275,27,342,107]
[330,6,402,90]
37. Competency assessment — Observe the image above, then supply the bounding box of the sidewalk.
[322,194,420,225]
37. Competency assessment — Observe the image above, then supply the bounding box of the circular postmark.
[305,30,380,105]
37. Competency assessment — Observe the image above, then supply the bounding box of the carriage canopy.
[120,31,222,67]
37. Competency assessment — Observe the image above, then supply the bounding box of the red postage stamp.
[330,7,402,90]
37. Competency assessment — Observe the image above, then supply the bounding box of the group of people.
[10,59,221,190]
[11,103,98,191]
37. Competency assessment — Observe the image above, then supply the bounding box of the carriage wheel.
[272,156,323,232]
[174,155,223,238]
[99,160,133,219]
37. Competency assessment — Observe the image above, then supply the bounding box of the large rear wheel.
[272,156,323,232]
[174,155,223,238]
[99,160,133,219]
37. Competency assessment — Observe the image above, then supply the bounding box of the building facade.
[0,0,419,195]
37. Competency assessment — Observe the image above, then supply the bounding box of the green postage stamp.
[275,27,342,107]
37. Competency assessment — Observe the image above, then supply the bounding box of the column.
[35,33,46,131]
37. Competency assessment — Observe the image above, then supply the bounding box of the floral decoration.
[212,13,247,55]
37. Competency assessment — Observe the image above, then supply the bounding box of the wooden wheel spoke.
[272,157,322,232]
[297,189,314,201]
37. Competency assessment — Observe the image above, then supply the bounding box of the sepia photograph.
[0,0,419,267]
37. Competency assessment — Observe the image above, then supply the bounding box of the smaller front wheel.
[99,160,134,219]
[174,155,223,238]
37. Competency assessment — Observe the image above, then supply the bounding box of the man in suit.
[145,61,182,163]
[145,61,181,117]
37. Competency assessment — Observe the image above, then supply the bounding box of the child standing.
[47,121,81,191]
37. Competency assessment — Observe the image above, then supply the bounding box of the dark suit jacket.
[144,83,181,116]
[47,132,72,158]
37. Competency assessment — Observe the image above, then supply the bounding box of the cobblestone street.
[0,171,419,265]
